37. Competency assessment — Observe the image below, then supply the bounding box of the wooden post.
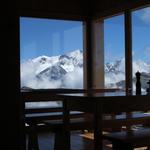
[125,10,133,94]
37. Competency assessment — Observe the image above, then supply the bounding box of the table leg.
[63,99,70,150]
[94,102,103,150]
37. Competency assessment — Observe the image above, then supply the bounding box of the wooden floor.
[26,131,148,150]
[26,131,111,150]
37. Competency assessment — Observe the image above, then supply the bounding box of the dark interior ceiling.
[93,0,150,19]
[19,0,150,19]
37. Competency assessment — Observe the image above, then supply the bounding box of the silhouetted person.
[135,71,141,95]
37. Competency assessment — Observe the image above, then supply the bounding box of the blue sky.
[20,18,83,61]
[104,14,125,62]
[104,7,150,63]
[132,8,150,62]
[20,7,150,63]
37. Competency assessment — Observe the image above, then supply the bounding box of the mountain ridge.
[21,49,150,90]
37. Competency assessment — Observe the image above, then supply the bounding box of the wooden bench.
[26,117,92,150]
[23,88,123,150]
[25,111,150,150]
[25,108,87,150]
[103,128,150,150]
[42,118,93,150]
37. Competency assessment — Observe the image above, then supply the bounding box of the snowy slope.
[21,49,150,90]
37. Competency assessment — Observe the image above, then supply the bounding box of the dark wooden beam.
[84,18,93,90]
[125,10,132,94]
[93,0,150,19]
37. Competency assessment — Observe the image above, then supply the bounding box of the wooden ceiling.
[19,0,150,19]
[93,0,150,19]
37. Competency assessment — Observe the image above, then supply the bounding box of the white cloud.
[132,60,150,74]
[140,7,150,25]
[21,60,83,89]
[62,67,83,88]
[21,60,62,89]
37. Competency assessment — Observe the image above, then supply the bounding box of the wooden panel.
[21,89,86,102]
[102,95,150,113]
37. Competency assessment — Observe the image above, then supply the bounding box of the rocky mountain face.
[21,49,150,90]
[21,49,83,89]
[105,59,150,90]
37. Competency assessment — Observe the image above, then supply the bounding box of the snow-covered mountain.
[105,58,150,90]
[21,49,150,90]
[21,49,83,89]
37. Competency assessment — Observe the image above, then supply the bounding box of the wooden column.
[125,10,133,94]
[83,19,104,90]
[92,20,104,89]
[83,18,93,90]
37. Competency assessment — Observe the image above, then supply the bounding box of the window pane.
[132,7,150,92]
[104,15,125,89]
[20,17,83,90]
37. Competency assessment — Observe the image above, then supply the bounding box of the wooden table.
[55,92,150,150]
[21,90,150,150]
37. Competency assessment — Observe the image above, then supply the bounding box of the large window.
[132,7,150,92]
[20,17,83,90]
[104,15,125,89]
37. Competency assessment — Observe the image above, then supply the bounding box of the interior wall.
[2,0,23,149]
